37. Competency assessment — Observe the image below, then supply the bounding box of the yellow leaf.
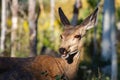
[23,21,29,32]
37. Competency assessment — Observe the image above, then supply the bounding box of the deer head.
[58,7,98,60]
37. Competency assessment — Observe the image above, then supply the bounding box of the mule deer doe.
[0,7,98,80]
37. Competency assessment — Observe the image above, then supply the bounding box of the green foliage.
[38,15,62,53]
[87,0,99,8]
[78,61,111,80]
[55,75,61,80]
[116,7,120,21]
[15,18,30,57]
[43,0,50,12]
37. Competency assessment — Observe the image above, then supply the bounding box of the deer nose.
[59,48,66,54]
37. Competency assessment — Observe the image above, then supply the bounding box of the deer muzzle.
[59,48,79,59]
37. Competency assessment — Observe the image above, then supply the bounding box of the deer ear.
[58,7,70,26]
[81,7,98,30]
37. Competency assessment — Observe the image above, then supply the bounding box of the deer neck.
[57,51,80,79]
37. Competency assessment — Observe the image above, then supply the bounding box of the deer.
[0,7,98,80]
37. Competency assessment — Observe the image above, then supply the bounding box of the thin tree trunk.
[11,0,18,57]
[28,0,37,57]
[71,0,82,26]
[0,0,7,55]
[50,0,55,31]
[110,1,117,80]
[102,0,117,79]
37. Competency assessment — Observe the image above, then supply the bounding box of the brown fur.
[0,55,79,80]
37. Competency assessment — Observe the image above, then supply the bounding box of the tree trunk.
[50,0,55,31]
[110,1,117,80]
[71,0,82,26]
[102,0,117,79]
[11,0,18,57]
[28,0,37,57]
[0,0,7,55]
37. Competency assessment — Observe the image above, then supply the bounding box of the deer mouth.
[61,50,78,59]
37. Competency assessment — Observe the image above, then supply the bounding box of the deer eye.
[74,35,81,39]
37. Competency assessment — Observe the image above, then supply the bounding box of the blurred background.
[0,0,120,79]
